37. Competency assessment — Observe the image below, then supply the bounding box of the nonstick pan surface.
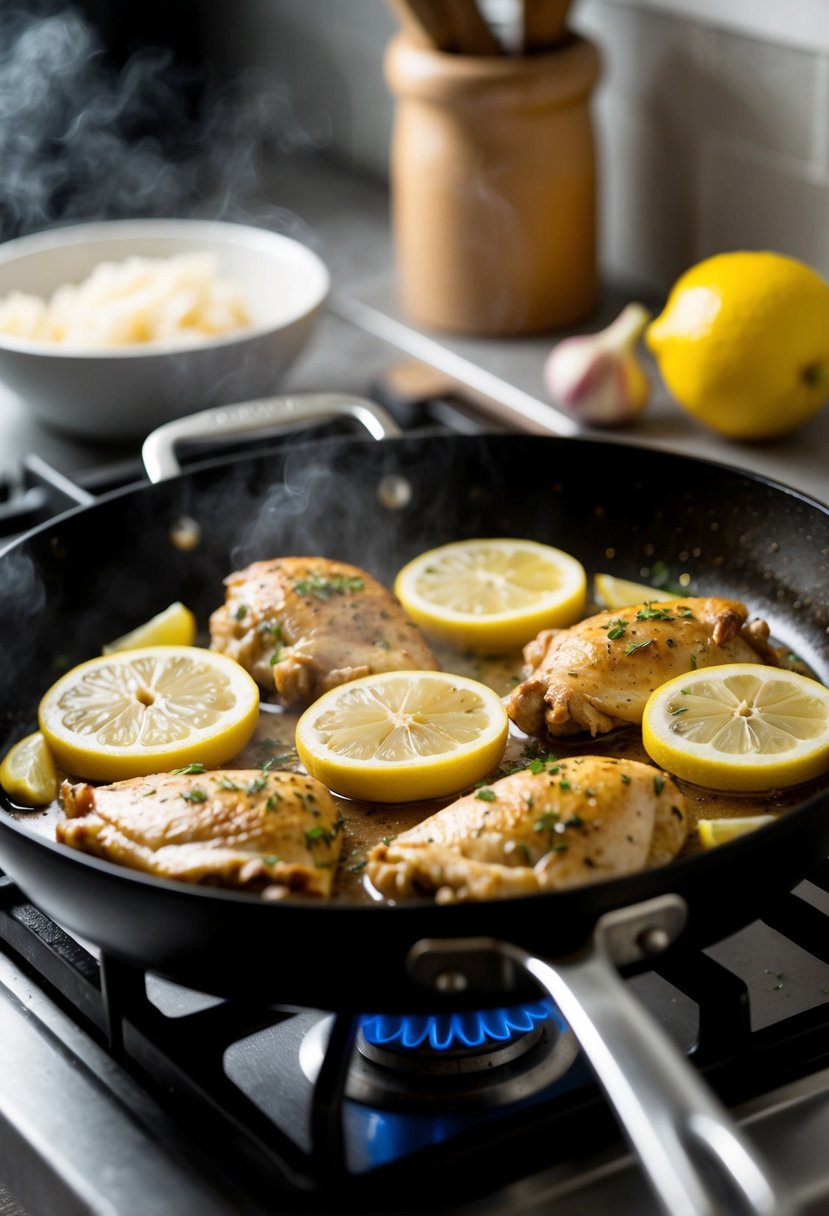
[0,432,827,1010]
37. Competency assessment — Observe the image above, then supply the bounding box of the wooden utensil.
[444,0,502,54]
[520,0,573,52]
[389,0,501,54]
[387,0,457,51]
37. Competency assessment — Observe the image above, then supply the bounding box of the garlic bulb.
[543,303,652,426]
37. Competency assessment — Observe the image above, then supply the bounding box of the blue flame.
[360,999,561,1052]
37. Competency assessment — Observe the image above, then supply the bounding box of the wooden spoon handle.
[387,0,457,50]
[444,0,502,54]
[521,0,573,51]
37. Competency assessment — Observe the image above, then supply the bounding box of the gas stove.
[1,865,829,1215]
[2,296,829,1216]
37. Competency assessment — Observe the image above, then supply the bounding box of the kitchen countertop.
[0,153,827,507]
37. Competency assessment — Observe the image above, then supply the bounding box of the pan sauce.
[10,619,828,904]
[231,636,829,904]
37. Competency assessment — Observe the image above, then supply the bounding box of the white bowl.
[0,219,330,441]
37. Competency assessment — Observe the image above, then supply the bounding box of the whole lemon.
[646,251,829,439]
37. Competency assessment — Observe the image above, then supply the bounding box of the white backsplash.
[206,0,829,295]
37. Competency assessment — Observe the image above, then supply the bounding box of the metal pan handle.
[409,897,795,1216]
[141,392,401,483]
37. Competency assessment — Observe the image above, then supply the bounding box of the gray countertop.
[0,153,827,507]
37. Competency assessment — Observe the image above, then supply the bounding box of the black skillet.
[0,394,826,1214]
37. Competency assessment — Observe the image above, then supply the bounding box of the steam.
[0,2,331,241]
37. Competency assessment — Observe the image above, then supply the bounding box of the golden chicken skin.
[366,756,687,903]
[505,596,778,738]
[58,769,343,898]
[209,556,439,706]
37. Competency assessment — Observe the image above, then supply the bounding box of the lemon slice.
[642,664,829,792]
[394,539,586,653]
[39,646,259,782]
[103,601,197,653]
[295,670,508,802]
[697,815,777,848]
[594,573,674,609]
[0,731,59,806]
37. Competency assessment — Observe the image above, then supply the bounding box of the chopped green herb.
[269,647,283,666]
[606,619,628,640]
[266,795,278,812]
[215,776,242,791]
[690,653,698,670]
[678,606,696,619]
[234,604,248,621]
[171,762,205,775]
[476,787,497,802]
[261,855,280,866]
[534,810,558,833]
[625,639,654,654]
[559,778,572,792]
[305,825,332,846]
[653,775,665,795]
[293,574,365,600]
[246,776,267,795]
[636,603,674,621]
[621,773,631,784]
[181,787,207,803]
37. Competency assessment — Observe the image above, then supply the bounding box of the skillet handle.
[519,948,794,1216]
[141,392,401,483]
[410,901,795,1216]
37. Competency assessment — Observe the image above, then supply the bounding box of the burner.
[299,1002,580,1112]
[357,1001,556,1074]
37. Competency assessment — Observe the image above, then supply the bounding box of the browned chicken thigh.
[367,756,687,902]
[210,557,439,706]
[505,597,778,738]
[58,769,343,897]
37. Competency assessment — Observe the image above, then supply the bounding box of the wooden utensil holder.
[384,33,601,335]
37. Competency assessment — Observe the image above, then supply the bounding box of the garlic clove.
[544,302,652,427]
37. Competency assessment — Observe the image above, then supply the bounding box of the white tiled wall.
[573,0,829,291]
[207,0,829,294]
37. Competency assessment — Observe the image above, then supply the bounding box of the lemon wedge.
[39,646,259,782]
[394,539,586,653]
[594,573,674,610]
[697,815,777,848]
[642,664,829,792]
[103,601,197,653]
[0,731,59,806]
[295,670,508,802]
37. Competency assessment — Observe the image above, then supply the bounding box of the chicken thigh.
[58,769,343,897]
[505,596,778,738]
[210,557,439,706]
[366,756,687,903]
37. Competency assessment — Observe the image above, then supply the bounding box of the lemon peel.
[103,601,197,653]
[642,664,829,792]
[295,670,508,803]
[39,646,259,782]
[593,573,674,610]
[697,815,777,848]
[394,538,586,653]
[646,251,829,439]
[0,731,59,806]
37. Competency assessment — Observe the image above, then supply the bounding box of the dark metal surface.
[0,432,827,1010]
